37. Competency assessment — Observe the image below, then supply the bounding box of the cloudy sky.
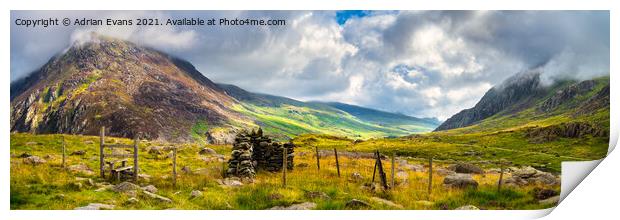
[10,11,609,120]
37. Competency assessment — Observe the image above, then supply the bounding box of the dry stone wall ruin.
[226,129,294,179]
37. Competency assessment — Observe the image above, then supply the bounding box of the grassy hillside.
[218,84,439,140]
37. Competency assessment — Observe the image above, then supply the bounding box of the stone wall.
[226,129,294,179]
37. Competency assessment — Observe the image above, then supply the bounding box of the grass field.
[10,133,559,210]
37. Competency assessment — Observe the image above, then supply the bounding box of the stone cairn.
[226,128,294,179]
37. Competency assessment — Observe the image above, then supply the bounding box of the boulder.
[455,205,480,210]
[70,150,86,156]
[17,152,32,158]
[147,146,164,155]
[450,163,484,174]
[371,197,403,209]
[141,185,158,194]
[305,191,330,200]
[126,197,139,204]
[443,173,479,189]
[350,172,363,182]
[112,181,141,193]
[23,156,46,165]
[74,203,115,210]
[143,191,172,203]
[534,188,558,200]
[190,190,203,199]
[504,167,559,186]
[512,166,538,178]
[181,166,192,174]
[539,195,560,205]
[345,199,371,209]
[269,202,316,210]
[217,178,244,187]
[68,164,95,175]
[435,168,456,176]
[199,147,217,155]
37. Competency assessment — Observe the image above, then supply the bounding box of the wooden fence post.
[498,161,505,192]
[282,147,287,187]
[172,147,177,187]
[372,151,378,183]
[334,148,340,177]
[315,146,320,171]
[376,150,388,190]
[428,157,433,199]
[62,135,66,168]
[99,127,105,179]
[133,136,139,182]
[391,151,395,188]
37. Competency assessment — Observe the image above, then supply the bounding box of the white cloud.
[11,10,609,121]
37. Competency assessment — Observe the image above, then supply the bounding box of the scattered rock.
[70,182,83,190]
[455,205,480,210]
[435,168,456,176]
[143,191,172,203]
[75,177,94,186]
[504,167,559,186]
[199,147,217,155]
[142,185,158,194]
[23,156,46,165]
[539,195,560,205]
[17,152,32,158]
[443,173,479,189]
[190,190,203,199]
[126,197,139,204]
[296,163,309,168]
[268,193,283,201]
[112,181,141,193]
[534,188,558,200]
[74,203,115,210]
[181,166,192,174]
[450,163,484,174]
[345,199,371,209]
[67,164,94,175]
[269,202,316,210]
[217,178,244,187]
[350,172,363,182]
[305,191,330,200]
[147,146,164,155]
[70,150,86,156]
[138,174,152,182]
[396,170,409,185]
[371,197,403,209]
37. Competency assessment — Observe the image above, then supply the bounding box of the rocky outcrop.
[539,79,596,112]
[23,155,46,165]
[503,166,560,186]
[435,71,543,131]
[269,202,316,210]
[525,122,608,142]
[74,203,115,210]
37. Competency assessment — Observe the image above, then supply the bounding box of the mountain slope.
[10,34,438,142]
[10,34,251,141]
[434,71,610,134]
[218,84,439,139]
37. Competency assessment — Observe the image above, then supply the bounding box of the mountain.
[218,84,440,139]
[10,34,438,142]
[10,33,252,142]
[434,70,610,134]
